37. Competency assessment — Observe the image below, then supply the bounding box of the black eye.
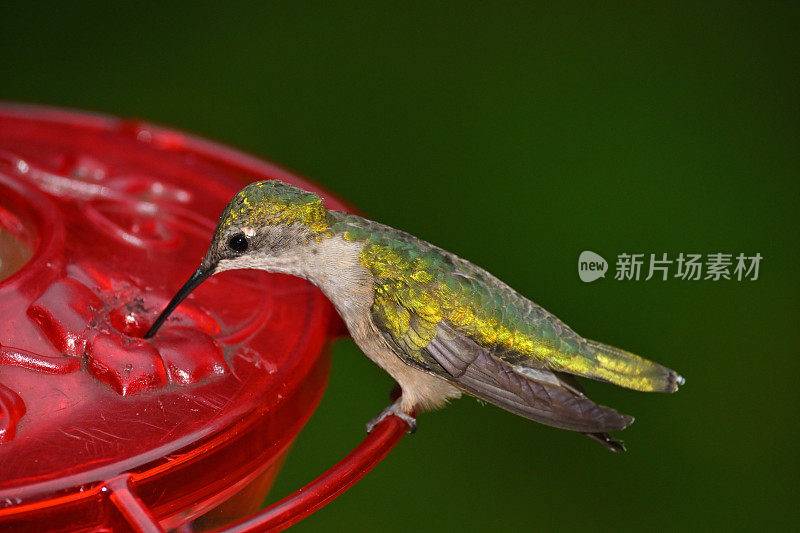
[227,232,249,254]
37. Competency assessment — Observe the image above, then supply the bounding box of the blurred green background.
[2,2,797,530]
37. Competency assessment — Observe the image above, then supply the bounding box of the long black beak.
[144,265,214,338]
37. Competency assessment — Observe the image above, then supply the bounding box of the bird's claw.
[367,402,417,434]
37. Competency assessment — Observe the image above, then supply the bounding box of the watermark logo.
[578,251,608,282]
[578,251,762,282]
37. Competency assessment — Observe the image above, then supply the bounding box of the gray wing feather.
[423,323,633,433]
[426,324,478,377]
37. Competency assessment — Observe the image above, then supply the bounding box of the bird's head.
[145,180,331,338]
[204,180,331,273]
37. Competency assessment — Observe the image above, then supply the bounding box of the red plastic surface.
[0,105,355,531]
[222,414,408,533]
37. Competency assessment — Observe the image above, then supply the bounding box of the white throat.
[217,235,373,322]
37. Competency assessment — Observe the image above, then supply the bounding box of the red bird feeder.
[0,105,408,532]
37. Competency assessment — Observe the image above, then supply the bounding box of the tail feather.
[580,340,684,393]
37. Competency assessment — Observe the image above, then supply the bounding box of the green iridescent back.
[328,211,678,393]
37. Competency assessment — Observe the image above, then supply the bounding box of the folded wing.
[425,322,633,434]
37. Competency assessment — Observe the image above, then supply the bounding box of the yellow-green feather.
[333,212,679,393]
[219,180,331,237]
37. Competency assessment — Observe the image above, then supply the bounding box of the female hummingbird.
[146,180,683,451]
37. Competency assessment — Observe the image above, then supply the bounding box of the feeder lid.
[0,105,347,526]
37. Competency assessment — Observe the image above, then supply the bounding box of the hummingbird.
[145,180,683,451]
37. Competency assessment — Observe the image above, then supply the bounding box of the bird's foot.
[367,399,417,434]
